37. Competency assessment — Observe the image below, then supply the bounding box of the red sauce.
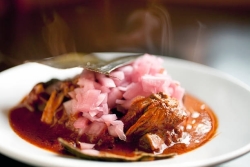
[163,93,218,154]
[8,93,218,157]
[9,106,77,153]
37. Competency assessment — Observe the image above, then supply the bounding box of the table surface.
[1,1,250,166]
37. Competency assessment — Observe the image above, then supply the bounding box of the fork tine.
[25,52,142,75]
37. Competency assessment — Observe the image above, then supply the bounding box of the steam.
[193,21,206,63]
[42,12,76,56]
[41,4,173,57]
[114,4,173,56]
[153,5,173,56]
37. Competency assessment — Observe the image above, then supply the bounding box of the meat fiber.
[122,92,187,142]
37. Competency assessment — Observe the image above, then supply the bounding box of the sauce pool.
[9,93,218,157]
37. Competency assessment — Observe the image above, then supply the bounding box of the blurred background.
[1,0,250,85]
[0,0,250,166]
[1,0,250,83]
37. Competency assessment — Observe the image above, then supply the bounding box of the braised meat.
[22,77,79,125]
[122,92,187,143]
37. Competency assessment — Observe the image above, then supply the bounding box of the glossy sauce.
[9,93,218,157]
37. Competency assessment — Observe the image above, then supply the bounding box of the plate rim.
[1,53,250,167]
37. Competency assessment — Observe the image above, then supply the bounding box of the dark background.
[1,0,250,166]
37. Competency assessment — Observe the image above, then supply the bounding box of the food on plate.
[9,53,218,161]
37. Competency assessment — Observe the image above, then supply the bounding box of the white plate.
[1,53,250,167]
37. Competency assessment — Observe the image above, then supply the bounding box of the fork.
[26,52,142,76]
